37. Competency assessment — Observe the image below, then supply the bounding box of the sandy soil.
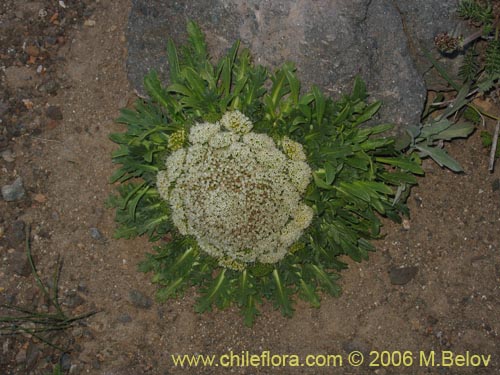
[0,1,499,374]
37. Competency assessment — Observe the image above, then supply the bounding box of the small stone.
[38,80,59,95]
[33,193,47,203]
[492,179,500,192]
[0,100,8,116]
[2,177,26,201]
[342,339,370,356]
[117,313,132,323]
[45,36,57,45]
[60,352,71,371]
[15,348,27,364]
[129,290,153,309]
[25,45,40,57]
[46,106,63,120]
[9,250,31,276]
[22,99,34,109]
[10,220,26,243]
[1,149,15,162]
[402,218,411,230]
[25,342,40,370]
[64,291,85,308]
[69,364,81,374]
[84,19,96,27]
[388,266,419,285]
[89,227,103,240]
[4,66,38,90]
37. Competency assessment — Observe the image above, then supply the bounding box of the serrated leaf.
[416,144,464,172]
[306,264,341,296]
[241,295,260,327]
[298,279,320,308]
[195,269,229,313]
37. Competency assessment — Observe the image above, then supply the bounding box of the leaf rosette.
[108,21,422,325]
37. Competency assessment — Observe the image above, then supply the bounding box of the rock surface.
[126,0,458,128]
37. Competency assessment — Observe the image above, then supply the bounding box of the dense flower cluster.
[157,111,313,268]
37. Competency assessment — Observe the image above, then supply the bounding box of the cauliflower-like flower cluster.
[157,111,313,268]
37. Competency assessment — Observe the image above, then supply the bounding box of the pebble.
[342,339,371,356]
[25,342,40,370]
[89,227,103,240]
[84,19,96,27]
[33,193,47,203]
[25,45,40,57]
[493,178,500,192]
[388,266,419,285]
[1,149,15,162]
[46,105,63,120]
[38,80,59,95]
[0,100,8,116]
[9,250,31,276]
[64,291,85,308]
[2,177,25,201]
[60,352,72,371]
[15,348,27,364]
[10,220,26,243]
[129,290,153,309]
[117,313,132,323]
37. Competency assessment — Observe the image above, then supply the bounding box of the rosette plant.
[108,22,423,325]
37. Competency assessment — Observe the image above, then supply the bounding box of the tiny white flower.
[220,110,253,134]
[189,122,221,144]
[282,136,307,161]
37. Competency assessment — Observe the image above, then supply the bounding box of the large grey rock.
[126,0,457,128]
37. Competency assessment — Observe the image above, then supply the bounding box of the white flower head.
[220,110,253,134]
[189,122,221,144]
[282,136,307,161]
[157,112,314,269]
[287,160,312,193]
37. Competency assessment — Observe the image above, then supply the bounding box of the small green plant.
[429,0,500,171]
[108,22,472,325]
[0,225,95,350]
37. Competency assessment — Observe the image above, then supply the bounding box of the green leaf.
[313,172,334,190]
[241,295,260,327]
[272,269,294,317]
[432,122,475,141]
[167,39,181,83]
[156,277,187,301]
[324,162,336,185]
[195,269,229,313]
[375,156,424,175]
[312,85,326,126]
[353,101,381,126]
[351,76,367,100]
[186,21,208,60]
[298,279,320,308]
[306,264,341,296]
[416,144,464,172]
